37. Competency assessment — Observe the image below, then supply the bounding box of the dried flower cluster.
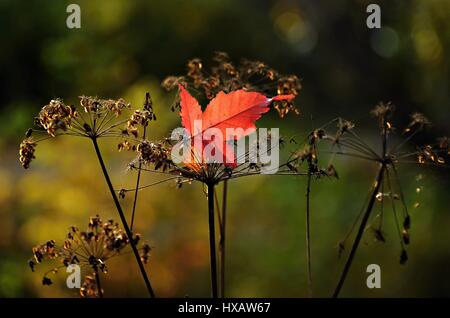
[19,137,37,169]
[29,215,151,297]
[135,140,172,172]
[162,51,301,117]
[80,275,100,298]
[37,99,77,137]
[80,96,129,117]
[18,94,156,169]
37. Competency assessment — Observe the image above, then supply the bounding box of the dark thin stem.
[332,164,385,298]
[130,125,147,230]
[220,180,228,298]
[207,183,218,298]
[305,170,313,298]
[91,137,156,298]
[94,266,103,298]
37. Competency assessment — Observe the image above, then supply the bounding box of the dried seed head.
[371,102,395,129]
[371,102,394,119]
[274,75,301,118]
[29,215,152,296]
[403,215,411,230]
[80,275,99,298]
[373,228,386,243]
[42,277,52,285]
[117,140,135,152]
[164,52,301,116]
[402,229,410,245]
[19,137,37,169]
[137,140,172,171]
[140,243,152,264]
[404,113,431,133]
[38,99,76,137]
[162,76,186,91]
[337,118,355,135]
[326,164,339,179]
[102,98,130,116]
[79,96,100,113]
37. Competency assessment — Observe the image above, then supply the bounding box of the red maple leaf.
[178,84,295,167]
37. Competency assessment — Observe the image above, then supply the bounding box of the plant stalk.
[220,179,228,298]
[92,137,156,298]
[130,124,147,230]
[94,266,103,298]
[332,164,385,298]
[207,183,218,298]
[305,170,313,298]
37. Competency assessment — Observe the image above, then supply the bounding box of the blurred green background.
[0,0,449,297]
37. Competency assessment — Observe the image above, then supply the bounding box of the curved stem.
[332,164,385,298]
[207,183,218,298]
[91,137,156,298]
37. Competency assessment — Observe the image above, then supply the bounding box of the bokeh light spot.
[370,27,400,58]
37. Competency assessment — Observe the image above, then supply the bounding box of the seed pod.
[400,249,408,265]
[402,230,410,245]
[403,215,411,230]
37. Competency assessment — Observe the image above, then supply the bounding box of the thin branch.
[332,164,385,298]
[91,137,156,298]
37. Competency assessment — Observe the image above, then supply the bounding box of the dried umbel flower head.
[19,137,37,169]
[19,93,156,169]
[38,99,77,137]
[274,75,302,118]
[136,140,172,172]
[416,144,447,165]
[29,215,152,297]
[125,109,154,138]
[162,51,301,117]
[326,104,448,271]
[404,113,431,133]
[371,102,395,130]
